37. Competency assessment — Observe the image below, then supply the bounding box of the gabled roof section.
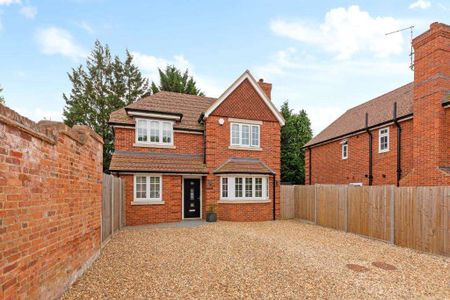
[305,82,414,147]
[109,91,215,131]
[203,70,285,126]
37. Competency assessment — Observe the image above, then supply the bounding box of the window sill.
[133,143,176,149]
[131,200,165,205]
[378,149,389,154]
[218,199,270,204]
[228,146,262,151]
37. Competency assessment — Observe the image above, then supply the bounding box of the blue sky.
[0,0,447,134]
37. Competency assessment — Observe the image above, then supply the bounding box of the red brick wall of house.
[401,22,450,185]
[206,79,281,221]
[0,105,103,300]
[305,120,413,185]
[305,22,449,186]
[114,127,203,155]
[120,174,182,226]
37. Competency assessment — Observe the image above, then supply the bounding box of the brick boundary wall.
[0,104,103,299]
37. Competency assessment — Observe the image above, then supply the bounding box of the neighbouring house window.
[134,175,162,201]
[378,127,389,153]
[135,118,174,145]
[342,141,348,160]
[220,176,268,200]
[230,122,260,148]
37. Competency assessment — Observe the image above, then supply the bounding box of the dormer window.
[135,118,173,146]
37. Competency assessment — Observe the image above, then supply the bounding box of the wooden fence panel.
[295,185,315,222]
[395,186,449,256]
[281,184,449,256]
[316,185,346,230]
[102,174,124,243]
[280,185,295,219]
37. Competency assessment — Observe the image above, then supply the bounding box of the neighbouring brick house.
[304,22,450,186]
[109,70,285,225]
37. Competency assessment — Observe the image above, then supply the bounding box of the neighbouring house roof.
[109,151,208,174]
[305,82,414,147]
[203,70,285,126]
[213,157,275,175]
[109,91,216,131]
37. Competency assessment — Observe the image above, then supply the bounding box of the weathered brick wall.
[207,79,281,221]
[114,127,203,155]
[121,174,182,225]
[305,121,413,185]
[0,104,103,300]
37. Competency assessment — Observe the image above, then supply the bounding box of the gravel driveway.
[63,220,450,299]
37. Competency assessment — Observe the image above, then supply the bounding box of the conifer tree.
[151,65,204,96]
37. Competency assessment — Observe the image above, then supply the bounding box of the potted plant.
[206,204,217,222]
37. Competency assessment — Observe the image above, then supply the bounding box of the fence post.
[345,185,348,232]
[390,185,395,244]
[111,176,114,236]
[314,184,317,224]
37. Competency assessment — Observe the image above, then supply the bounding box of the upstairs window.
[230,123,260,148]
[135,119,173,145]
[378,127,389,153]
[341,140,348,160]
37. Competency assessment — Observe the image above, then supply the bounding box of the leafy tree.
[0,85,5,104]
[151,65,204,96]
[63,40,150,172]
[280,101,313,184]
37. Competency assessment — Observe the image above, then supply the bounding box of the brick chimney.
[401,22,450,186]
[258,78,272,100]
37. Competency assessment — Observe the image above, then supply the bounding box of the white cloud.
[78,20,94,34]
[35,27,87,60]
[13,106,63,122]
[0,0,20,5]
[255,46,412,134]
[409,0,431,9]
[19,5,37,19]
[131,52,223,97]
[270,5,404,60]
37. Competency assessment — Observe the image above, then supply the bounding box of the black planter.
[206,212,217,222]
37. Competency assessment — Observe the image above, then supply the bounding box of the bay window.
[220,176,269,201]
[135,118,173,145]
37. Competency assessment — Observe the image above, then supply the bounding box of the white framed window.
[341,140,348,160]
[135,118,174,145]
[220,175,269,200]
[378,127,389,153]
[134,175,162,201]
[230,123,260,148]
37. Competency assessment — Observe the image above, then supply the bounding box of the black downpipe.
[365,113,373,186]
[308,147,312,185]
[393,102,402,187]
[272,174,276,221]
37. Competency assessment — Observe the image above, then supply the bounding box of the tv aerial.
[385,25,414,71]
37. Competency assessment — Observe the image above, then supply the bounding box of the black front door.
[184,178,200,218]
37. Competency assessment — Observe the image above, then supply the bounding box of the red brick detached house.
[109,70,285,225]
[304,22,450,187]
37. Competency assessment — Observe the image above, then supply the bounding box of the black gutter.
[393,102,402,187]
[108,122,134,127]
[302,113,413,149]
[308,147,312,185]
[272,174,276,221]
[365,113,373,186]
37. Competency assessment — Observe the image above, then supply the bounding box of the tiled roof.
[109,91,216,130]
[305,82,414,147]
[213,157,275,175]
[110,151,208,173]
